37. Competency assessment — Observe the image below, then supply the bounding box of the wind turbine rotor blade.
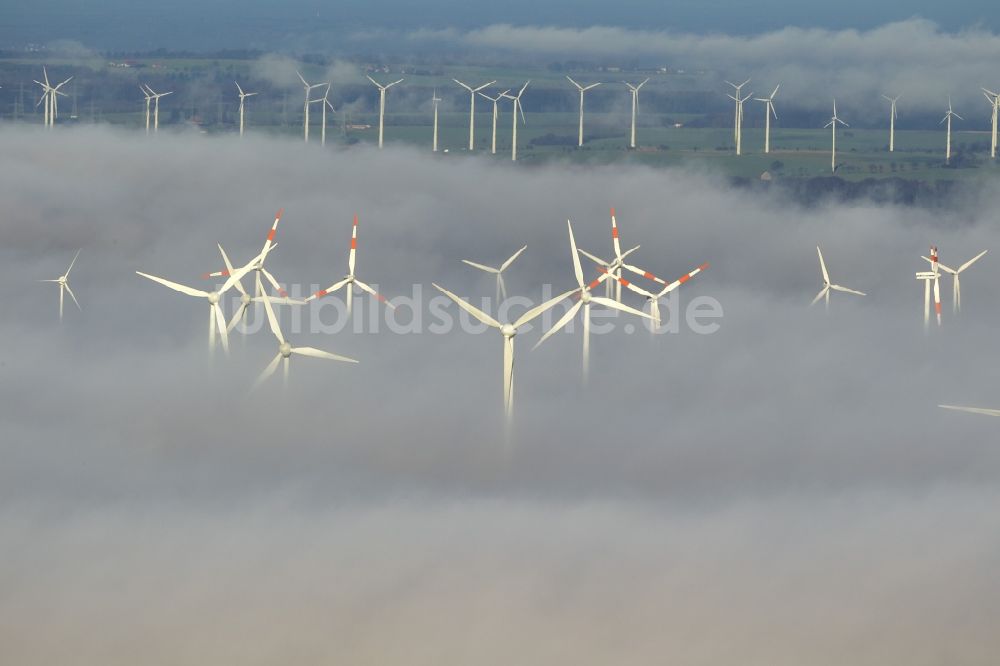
[939,405,1000,417]
[227,301,249,333]
[260,281,286,345]
[213,303,230,354]
[308,277,350,302]
[567,220,585,289]
[500,245,528,272]
[65,284,82,310]
[296,71,309,87]
[461,259,500,274]
[64,248,81,277]
[260,268,286,297]
[503,336,514,416]
[348,214,359,276]
[353,279,395,309]
[291,346,358,363]
[136,271,209,299]
[219,258,259,295]
[811,286,830,306]
[830,285,866,296]
[533,300,582,350]
[816,246,830,284]
[958,250,988,273]
[217,244,248,297]
[566,75,581,89]
[576,248,609,267]
[513,288,578,328]
[621,262,668,287]
[254,354,283,389]
[590,296,654,320]
[431,283,500,329]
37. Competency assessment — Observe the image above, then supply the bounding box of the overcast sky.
[2,125,1000,663]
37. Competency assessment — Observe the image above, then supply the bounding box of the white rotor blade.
[260,267,285,296]
[227,301,249,333]
[260,278,286,345]
[830,284,866,296]
[959,250,988,273]
[213,303,229,354]
[533,300,582,350]
[64,249,81,277]
[590,296,654,320]
[461,259,500,274]
[354,279,395,309]
[254,354,282,389]
[217,244,248,297]
[500,245,528,272]
[513,288,577,328]
[65,283,82,310]
[810,286,830,306]
[292,346,358,363]
[939,405,1000,417]
[567,220,585,289]
[816,246,830,285]
[136,271,209,299]
[577,248,610,267]
[432,283,500,329]
[308,277,350,302]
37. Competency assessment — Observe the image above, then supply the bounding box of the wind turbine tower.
[453,79,497,151]
[941,97,962,164]
[567,76,601,147]
[478,88,509,155]
[983,89,998,159]
[754,84,779,154]
[726,79,751,155]
[431,88,442,152]
[825,100,848,173]
[623,78,649,149]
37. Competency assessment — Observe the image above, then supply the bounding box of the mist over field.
[2,125,1000,663]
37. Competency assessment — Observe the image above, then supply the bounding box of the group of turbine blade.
[811,246,866,310]
[916,245,988,328]
[576,208,709,329]
[39,249,83,320]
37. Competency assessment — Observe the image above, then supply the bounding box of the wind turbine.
[825,100,848,173]
[882,94,900,152]
[984,89,999,159]
[431,88,442,152]
[296,71,326,143]
[754,84,780,154]
[941,97,962,164]
[453,79,496,151]
[235,81,257,137]
[916,245,943,329]
[922,249,988,313]
[144,85,173,133]
[811,246,866,310]
[137,246,261,355]
[600,208,682,303]
[306,214,395,319]
[534,220,653,383]
[39,249,82,320]
[501,81,529,161]
[478,88,509,155]
[461,245,526,304]
[319,83,334,147]
[567,76,600,147]
[33,68,53,127]
[367,75,403,149]
[34,68,71,128]
[623,78,649,149]
[432,283,574,419]
[255,274,357,390]
[725,79,751,155]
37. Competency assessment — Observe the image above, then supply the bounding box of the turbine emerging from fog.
[501,81,529,162]
[367,75,403,149]
[453,79,496,151]
[433,282,573,420]
[623,78,649,149]
[255,274,357,390]
[478,88,509,155]
[825,100,848,173]
[306,214,395,319]
[431,88,442,152]
[534,220,652,383]
[140,86,153,133]
[754,85,779,154]
[461,245,527,304]
[143,85,173,133]
[39,249,82,321]
[811,246,865,311]
[296,71,326,143]
[882,94,900,152]
[567,76,601,147]
[922,249,988,313]
[726,79,751,155]
[916,246,943,329]
[941,97,962,164]
[235,81,257,137]
[33,67,71,128]
[983,88,998,159]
